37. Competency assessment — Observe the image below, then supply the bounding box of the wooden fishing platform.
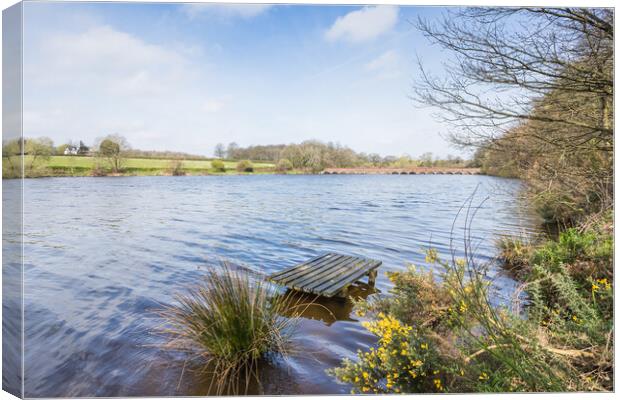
[268,253,382,298]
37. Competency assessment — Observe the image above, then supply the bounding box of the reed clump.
[158,264,302,394]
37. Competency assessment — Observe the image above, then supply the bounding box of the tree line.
[214,140,471,172]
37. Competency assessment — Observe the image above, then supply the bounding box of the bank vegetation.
[331,7,613,393]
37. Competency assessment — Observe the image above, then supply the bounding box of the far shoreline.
[5,168,485,179]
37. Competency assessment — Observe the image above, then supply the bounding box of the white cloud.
[23,24,217,150]
[181,4,272,20]
[32,25,191,96]
[364,50,401,80]
[325,6,399,43]
[365,50,398,71]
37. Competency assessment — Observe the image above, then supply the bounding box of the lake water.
[14,175,539,396]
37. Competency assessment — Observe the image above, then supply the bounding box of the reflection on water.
[278,283,378,326]
[17,175,539,396]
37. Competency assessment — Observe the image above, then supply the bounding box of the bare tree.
[214,143,226,158]
[412,7,613,221]
[226,142,239,159]
[412,8,613,151]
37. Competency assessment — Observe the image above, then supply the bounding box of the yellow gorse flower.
[425,249,438,264]
[596,278,611,290]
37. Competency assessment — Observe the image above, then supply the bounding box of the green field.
[9,156,276,177]
[46,156,273,170]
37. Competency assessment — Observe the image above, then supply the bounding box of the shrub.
[211,159,226,172]
[332,310,452,394]
[496,236,532,279]
[331,218,613,393]
[236,160,254,173]
[168,159,185,176]
[158,264,302,394]
[275,158,293,173]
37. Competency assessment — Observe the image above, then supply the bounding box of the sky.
[22,2,462,158]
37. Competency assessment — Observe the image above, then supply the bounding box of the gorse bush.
[158,264,302,394]
[211,159,226,172]
[236,160,254,172]
[331,215,613,393]
[332,310,449,394]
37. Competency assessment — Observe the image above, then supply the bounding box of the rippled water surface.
[19,175,539,396]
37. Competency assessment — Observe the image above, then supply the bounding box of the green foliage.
[98,139,121,157]
[275,158,293,172]
[211,159,226,172]
[236,160,254,173]
[158,264,302,394]
[332,219,613,393]
[96,135,128,173]
[24,137,54,171]
[56,143,69,155]
[496,236,532,279]
[2,138,22,178]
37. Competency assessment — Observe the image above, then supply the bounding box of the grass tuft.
[158,263,303,394]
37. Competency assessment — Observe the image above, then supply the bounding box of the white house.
[63,146,79,155]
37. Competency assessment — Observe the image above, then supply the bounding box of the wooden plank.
[316,260,381,297]
[323,261,382,297]
[300,257,366,292]
[285,254,353,283]
[270,253,336,282]
[310,259,376,295]
[321,264,381,297]
[272,253,347,285]
[290,255,358,290]
[269,254,328,278]
[289,255,359,289]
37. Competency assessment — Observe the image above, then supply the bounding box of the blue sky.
[23,2,461,158]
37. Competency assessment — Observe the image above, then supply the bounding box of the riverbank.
[3,156,483,178]
[331,210,613,393]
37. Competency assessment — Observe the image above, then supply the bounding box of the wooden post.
[368,269,377,287]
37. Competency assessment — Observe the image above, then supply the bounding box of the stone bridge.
[321,167,481,175]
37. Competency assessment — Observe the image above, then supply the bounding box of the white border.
[0,1,617,400]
